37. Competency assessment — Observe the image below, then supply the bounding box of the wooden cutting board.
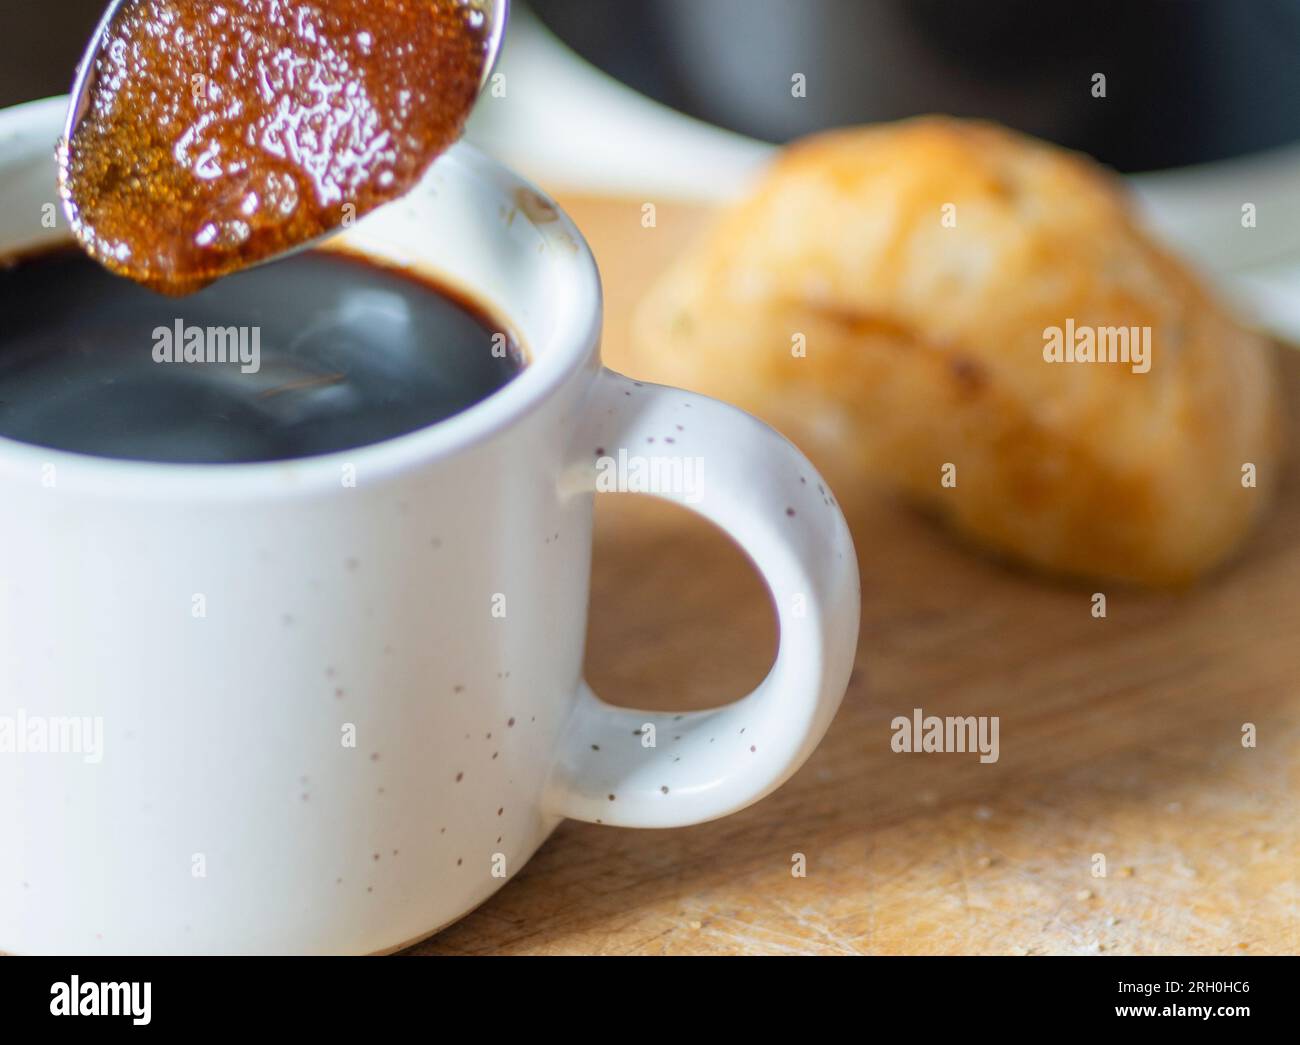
[410,195,1300,955]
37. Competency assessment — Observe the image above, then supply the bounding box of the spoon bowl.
[58,0,510,276]
[64,0,508,144]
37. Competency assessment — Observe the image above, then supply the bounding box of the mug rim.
[0,96,604,499]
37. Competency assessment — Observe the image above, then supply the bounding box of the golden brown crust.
[632,117,1284,586]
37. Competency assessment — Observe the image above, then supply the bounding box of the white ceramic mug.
[0,97,859,955]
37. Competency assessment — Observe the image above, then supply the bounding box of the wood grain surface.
[409,195,1300,955]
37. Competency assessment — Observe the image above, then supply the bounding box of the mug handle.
[545,368,860,827]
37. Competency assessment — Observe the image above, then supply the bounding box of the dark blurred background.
[525,0,1300,168]
[0,0,106,108]
[4,0,1300,173]
[528,0,1300,172]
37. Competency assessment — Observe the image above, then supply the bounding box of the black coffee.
[0,246,524,463]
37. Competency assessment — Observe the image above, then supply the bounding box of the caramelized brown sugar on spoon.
[59,0,488,296]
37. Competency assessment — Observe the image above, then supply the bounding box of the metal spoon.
[64,0,508,143]
[59,0,509,265]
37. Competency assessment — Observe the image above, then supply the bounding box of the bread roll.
[632,118,1283,586]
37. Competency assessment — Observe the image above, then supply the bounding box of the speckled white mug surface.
[0,97,860,955]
